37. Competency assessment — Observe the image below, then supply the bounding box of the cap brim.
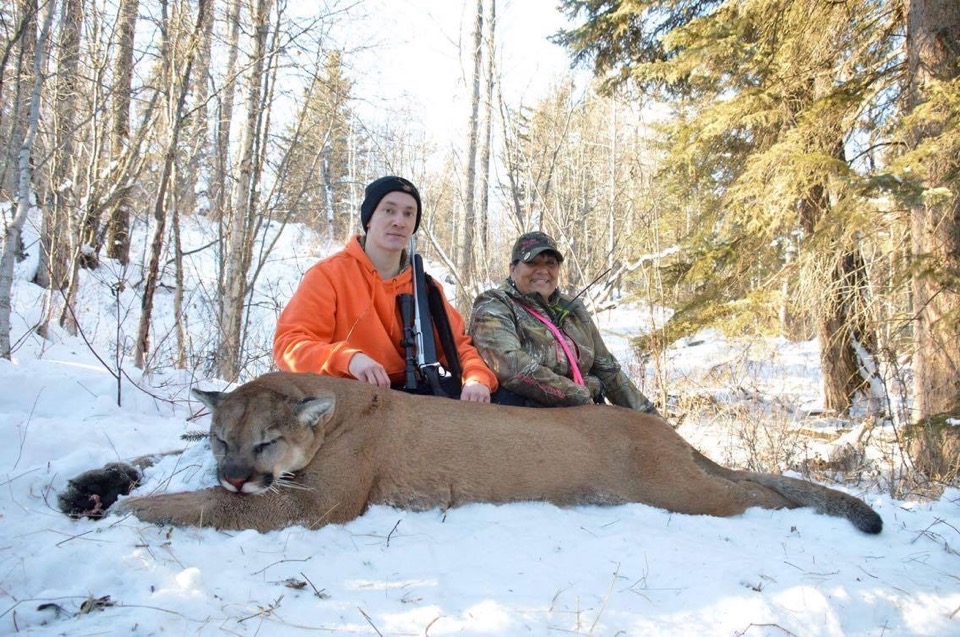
[521,247,564,263]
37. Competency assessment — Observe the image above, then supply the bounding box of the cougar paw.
[59,462,142,519]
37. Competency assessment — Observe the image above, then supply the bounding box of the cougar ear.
[192,388,227,412]
[295,396,336,429]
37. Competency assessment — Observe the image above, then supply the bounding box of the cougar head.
[192,386,336,495]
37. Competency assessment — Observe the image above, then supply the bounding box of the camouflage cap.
[511,231,564,264]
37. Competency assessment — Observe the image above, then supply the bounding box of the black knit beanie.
[360,176,422,233]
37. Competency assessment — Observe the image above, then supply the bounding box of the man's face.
[510,252,561,300]
[366,191,418,252]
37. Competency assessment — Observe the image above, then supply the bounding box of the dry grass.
[640,347,957,499]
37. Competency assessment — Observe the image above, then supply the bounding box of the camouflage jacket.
[469,280,658,413]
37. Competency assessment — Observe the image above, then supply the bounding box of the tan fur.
[117,372,882,533]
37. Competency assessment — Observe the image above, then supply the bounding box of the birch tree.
[1,0,38,200]
[133,0,210,371]
[33,0,84,337]
[216,0,274,380]
[477,0,496,279]
[174,0,214,222]
[103,0,139,265]
[1,0,53,359]
[212,0,242,220]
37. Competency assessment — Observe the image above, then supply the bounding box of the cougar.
[59,372,883,534]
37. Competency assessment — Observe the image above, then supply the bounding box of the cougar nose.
[225,476,247,491]
[220,464,253,492]
[220,458,254,492]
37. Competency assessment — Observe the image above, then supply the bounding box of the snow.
[1,216,959,636]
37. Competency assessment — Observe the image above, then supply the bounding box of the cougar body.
[64,372,882,534]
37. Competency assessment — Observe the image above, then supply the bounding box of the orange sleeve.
[432,280,499,391]
[273,265,360,376]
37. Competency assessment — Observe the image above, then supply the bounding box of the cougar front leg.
[59,463,143,519]
[117,485,363,532]
[58,451,187,519]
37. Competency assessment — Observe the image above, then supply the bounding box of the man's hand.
[348,353,391,388]
[460,380,491,403]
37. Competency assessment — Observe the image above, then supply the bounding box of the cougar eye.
[212,435,228,451]
[255,439,277,455]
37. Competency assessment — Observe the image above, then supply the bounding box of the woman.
[273,176,496,402]
[469,231,658,413]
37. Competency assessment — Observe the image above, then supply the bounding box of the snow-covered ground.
[1,216,957,636]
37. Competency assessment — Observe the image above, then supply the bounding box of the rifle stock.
[398,293,418,391]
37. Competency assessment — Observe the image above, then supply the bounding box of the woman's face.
[510,252,561,300]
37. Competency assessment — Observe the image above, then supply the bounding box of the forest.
[1,0,957,467]
[2,3,960,633]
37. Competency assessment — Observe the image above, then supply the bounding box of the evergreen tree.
[900,0,960,418]
[557,0,907,413]
[281,51,353,242]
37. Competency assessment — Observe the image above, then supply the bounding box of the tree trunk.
[817,248,876,413]
[173,200,187,368]
[103,0,140,265]
[500,102,527,233]
[213,0,242,222]
[133,0,209,371]
[0,0,52,359]
[477,0,496,277]
[1,0,38,200]
[53,0,87,332]
[799,170,876,415]
[457,0,483,304]
[176,0,214,221]
[217,0,273,381]
[34,0,84,337]
[906,0,960,419]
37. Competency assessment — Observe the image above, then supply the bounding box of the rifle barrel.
[412,252,439,366]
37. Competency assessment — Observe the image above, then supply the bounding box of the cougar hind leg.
[691,447,883,534]
[630,444,795,518]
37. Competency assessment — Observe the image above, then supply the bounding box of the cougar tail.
[748,473,883,534]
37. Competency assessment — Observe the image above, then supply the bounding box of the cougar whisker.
[273,473,313,492]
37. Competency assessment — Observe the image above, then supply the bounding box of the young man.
[273,176,496,402]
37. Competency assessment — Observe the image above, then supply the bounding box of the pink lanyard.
[519,304,585,386]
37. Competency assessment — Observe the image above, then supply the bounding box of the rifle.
[397,237,451,396]
[552,266,612,325]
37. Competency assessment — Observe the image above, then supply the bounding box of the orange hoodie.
[273,235,498,391]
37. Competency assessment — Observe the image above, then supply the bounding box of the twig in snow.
[357,606,384,636]
[299,572,330,599]
[237,595,283,623]
[386,519,401,547]
[910,518,960,556]
[589,563,621,634]
[13,391,41,470]
[735,623,799,636]
[782,561,839,577]
[424,613,443,636]
[54,527,102,547]
[251,555,312,576]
